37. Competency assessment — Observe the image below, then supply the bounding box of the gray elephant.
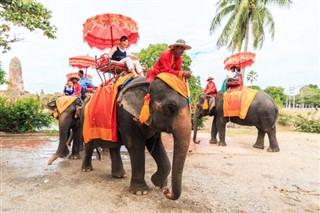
[193,91,280,152]
[47,96,83,165]
[82,75,191,200]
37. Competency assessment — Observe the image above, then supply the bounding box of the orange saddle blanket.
[83,73,133,143]
[56,96,77,113]
[223,87,257,119]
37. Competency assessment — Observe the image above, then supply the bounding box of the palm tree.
[246,70,258,86]
[210,0,291,81]
[210,0,292,52]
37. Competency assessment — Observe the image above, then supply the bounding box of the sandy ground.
[1,124,319,213]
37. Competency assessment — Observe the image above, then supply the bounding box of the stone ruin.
[5,56,26,95]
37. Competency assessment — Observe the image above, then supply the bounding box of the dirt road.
[1,128,319,212]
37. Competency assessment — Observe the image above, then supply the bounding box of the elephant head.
[47,96,83,165]
[193,94,215,143]
[118,75,191,200]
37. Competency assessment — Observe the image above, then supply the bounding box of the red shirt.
[73,82,81,97]
[203,81,217,97]
[146,49,182,82]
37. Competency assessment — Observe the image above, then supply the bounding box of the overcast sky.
[1,0,319,94]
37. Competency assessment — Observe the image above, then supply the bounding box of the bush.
[294,113,320,133]
[277,111,294,126]
[0,96,53,133]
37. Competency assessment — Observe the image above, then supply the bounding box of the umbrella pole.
[110,26,113,47]
[94,55,104,85]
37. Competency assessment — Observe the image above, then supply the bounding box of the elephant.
[81,75,191,200]
[47,96,84,165]
[193,91,280,152]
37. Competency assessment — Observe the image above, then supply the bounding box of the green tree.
[210,0,292,52]
[296,84,320,107]
[0,61,8,85]
[263,86,286,106]
[246,70,258,86]
[0,0,57,53]
[136,43,192,71]
[247,85,261,90]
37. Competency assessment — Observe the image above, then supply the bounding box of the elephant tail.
[96,147,102,161]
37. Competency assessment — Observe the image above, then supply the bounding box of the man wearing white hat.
[203,76,217,97]
[146,39,192,82]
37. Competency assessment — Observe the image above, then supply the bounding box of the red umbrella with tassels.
[223,52,256,70]
[83,13,139,50]
[69,55,96,69]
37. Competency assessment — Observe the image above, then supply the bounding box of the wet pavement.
[0,132,251,155]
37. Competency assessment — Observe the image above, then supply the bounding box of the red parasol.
[223,52,256,70]
[83,13,139,50]
[69,55,96,69]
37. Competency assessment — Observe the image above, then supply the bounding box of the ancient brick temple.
[7,56,25,94]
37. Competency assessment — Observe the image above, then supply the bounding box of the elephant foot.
[151,174,167,189]
[69,153,81,160]
[267,146,280,152]
[218,142,226,146]
[129,182,149,196]
[253,143,264,149]
[112,170,126,178]
[81,164,93,172]
[209,139,218,144]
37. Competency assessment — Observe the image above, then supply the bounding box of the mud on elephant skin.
[47,96,84,165]
[193,91,280,152]
[82,76,191,200]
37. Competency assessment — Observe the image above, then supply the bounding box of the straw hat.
[206,77,214,81]
[169,39,191,50]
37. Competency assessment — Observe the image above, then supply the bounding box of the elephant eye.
[164,104,176,116]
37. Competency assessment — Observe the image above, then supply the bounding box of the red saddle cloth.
[83,85,117,143]
[223,87,257,119]
[82,73,134,143]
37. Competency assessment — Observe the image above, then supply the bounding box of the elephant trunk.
[192,108,200,144]
[48,116,73,165]
[163,107,191,200]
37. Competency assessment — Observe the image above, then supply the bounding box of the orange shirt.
[146,49,182,82]
[203,81,217,97]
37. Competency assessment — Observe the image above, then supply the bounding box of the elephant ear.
[117,77,150,123]
[208,95,216,111]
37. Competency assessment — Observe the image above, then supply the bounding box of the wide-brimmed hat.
[206,77,214,81]
[169,39,191,50]
[66,72,80,81]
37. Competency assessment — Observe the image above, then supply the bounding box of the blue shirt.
[79,77,95,88]
[63,86,75,95]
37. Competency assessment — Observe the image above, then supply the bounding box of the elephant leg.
[216,118,227,146]
[125,135,149,195]
[146,134,170,189]
[109,147,126,178]
[210,117,218,144]
[69,124,81,160]
[253,128,265,149]
[82,142,95,172]
[266,126,280,152]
